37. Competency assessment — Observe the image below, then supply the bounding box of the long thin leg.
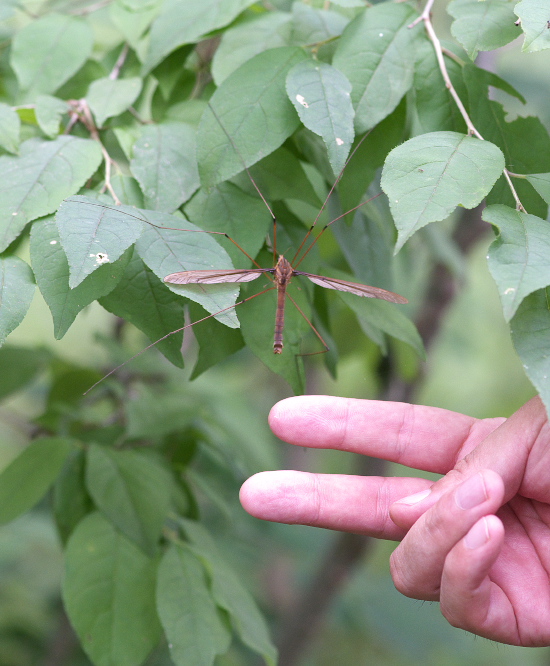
[285,291,329,357]
[84,286,276,394]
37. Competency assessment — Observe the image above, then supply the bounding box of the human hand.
[239,395,550,646]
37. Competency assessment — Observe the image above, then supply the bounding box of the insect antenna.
[207,102,289,265]
[293,192,383,270]
[290,129,374,267]
[83,286,276,395]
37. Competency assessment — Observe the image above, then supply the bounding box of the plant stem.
[411,0,526,212]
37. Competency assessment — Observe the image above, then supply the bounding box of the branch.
[411,0,526,212]
[67,99,121,205]
[109,43,129,80]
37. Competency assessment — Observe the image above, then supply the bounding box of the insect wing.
[298,272,408,304]
[164,268,272,285]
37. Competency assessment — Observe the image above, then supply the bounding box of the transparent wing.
[164,268,273,285]
[297,272,408,304]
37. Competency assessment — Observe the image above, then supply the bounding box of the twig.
[109,43,129,80]
[410,0,526,211]
[67,99,121,204]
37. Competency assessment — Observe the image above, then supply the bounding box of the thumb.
[390,395,547,530]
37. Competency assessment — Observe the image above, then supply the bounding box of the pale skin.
[239,394,550,647]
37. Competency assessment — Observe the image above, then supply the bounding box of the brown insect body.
[273,255,294,354]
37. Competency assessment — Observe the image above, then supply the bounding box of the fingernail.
[464,517,490,549]
[395,488,431,505]
[456,473,487,510]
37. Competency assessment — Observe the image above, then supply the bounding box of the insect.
[163,231,407,356]
[70,108,408,394]
[161,101,407,359]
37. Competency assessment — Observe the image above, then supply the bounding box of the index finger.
[269,396,505,474]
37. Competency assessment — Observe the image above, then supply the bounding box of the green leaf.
[53,449,93,544]
[0,137,102,252]
[340,292,424,358]
[485,204,550,320]
[98,252,185,367]
[145,0,256,71]
[10,14,93,95]
[87,77,142,127]
[235,146,322,210]
[333,3,423,133]
[30,216,130,338]
[197,46,307,187]
[510,289,550,412]
[109,0,160,48]
[337,102,407,215]
[463,65,550,217]
[156,543,231,666]
[55,196,145,288]
[514,0,550,52]
[0,103,20,153]
[412,40,468,134]
[185,181,272,266]
[125,384,197,439]
[130,123,199,212]
[188,302,245,378]
[85,444,172,556]
[448,0,521,60]
[35,95,68,138]
[291,2,349,47]
[0,437,73,525]
[331,208,396,291]
[0,346,49,401]
[0,257,35,346]
[182,519,277,666]
[380,131,505,250]
[286,60,354,176]
[63,512,161,666]
[134,209,239,327]
[211,11,292,84]
[329,0,364,6]
[526,173,550,203]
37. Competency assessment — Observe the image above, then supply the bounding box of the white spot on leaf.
[90,252,109,264]
[336,138,344,146]
[296,94,309,108]
[50,240,57,245]
[504,287,515,294]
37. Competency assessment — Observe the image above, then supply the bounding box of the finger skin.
[390,395,548,532]
[240,471,432,538]
[268,395,504,474]
[390,470,505,600]
[441,505,550,646]
[440,515,514,642]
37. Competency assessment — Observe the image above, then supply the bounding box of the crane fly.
[164,255,407,355]
[162,121,407,357]
[79,117,408,393]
